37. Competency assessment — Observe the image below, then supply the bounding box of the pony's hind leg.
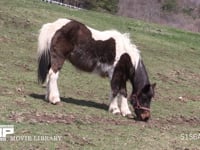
[47,52,66,104]
[46,29,73,104]
[47,68,60,104]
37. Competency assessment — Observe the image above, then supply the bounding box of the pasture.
[0,0,200,149]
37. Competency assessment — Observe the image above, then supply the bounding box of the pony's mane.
[121,33,140,69]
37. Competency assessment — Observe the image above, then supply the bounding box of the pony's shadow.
[29,93,108,111]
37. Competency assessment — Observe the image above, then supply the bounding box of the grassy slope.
[0,0,200,149]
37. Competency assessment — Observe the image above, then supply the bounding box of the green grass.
[0,0,200,149]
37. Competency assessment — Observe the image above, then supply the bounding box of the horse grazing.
[37,18,156,121]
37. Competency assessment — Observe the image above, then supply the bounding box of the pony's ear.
[142,83,156,96]
[142,84,151,93]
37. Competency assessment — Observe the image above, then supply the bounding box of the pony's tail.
[37,19,70,83]
[37,24,52,84]
[37,50,51,84]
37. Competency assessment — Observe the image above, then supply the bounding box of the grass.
[0,0,200,149]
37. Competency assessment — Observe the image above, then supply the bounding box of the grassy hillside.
[0,0,200,149]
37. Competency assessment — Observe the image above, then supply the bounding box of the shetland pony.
[37,18,156,121]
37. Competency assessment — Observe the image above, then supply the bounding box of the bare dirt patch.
[0,86,14,96]
[0,36,12,43]
[9,111,76,124]
[147,115,200,130]
[8,111,136,125]
[157,69,200,84]
[8,111,200,128]
[76,115,137,126]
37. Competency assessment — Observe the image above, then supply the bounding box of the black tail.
[38,50,51,84]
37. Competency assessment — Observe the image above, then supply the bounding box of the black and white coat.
[37,19,154,120]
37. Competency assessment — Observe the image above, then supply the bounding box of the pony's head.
[130,83,156,121]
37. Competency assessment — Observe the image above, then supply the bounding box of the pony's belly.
[93,62,114,78]
[68,47,98,72]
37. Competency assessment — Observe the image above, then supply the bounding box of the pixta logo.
[0,125,14,141]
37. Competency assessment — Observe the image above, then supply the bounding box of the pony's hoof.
[50,101,61,105]
[53,101,61,105]
[121,110,132,117]
[49,97,60,105]
[109,107,121,115]
[126,114,134,119]
[114,112,121,115]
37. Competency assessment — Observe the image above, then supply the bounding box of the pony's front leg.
[109,93,132,116]
[110,67,132,117]
[47,68,61,104]
[109,94,121,115]
[120,95,132,117]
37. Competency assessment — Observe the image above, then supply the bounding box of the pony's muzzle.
[140,111,150,121]
[135,109,151,121]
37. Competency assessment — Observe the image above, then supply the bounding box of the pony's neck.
[132,60,150,94]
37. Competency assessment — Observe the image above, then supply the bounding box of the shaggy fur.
[37,18,155,121]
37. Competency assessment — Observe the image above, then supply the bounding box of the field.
[0,0,200,149]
